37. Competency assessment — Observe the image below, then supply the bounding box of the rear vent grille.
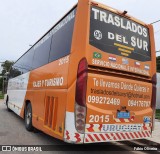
[44,96,58,130]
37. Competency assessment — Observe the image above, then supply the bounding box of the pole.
[2,77,4,94]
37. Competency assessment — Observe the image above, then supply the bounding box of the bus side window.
[32,37,52,69]
[22,48,34,73]
[11,66,22,78]
[49,11,75,62]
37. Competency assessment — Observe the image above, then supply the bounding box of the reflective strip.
[114,117,134,123]
[85,124,102,132]
[66,130,70,140]
[113,115,135,123]
[99,134,106,141]
[116,133,122,140]
[138,132,143,138]
[105,133,111,140]
[145,130,151,137]
[141,131,146,137]
[130,132,136,139]
[88,134,95,142]
[84,131,151,143]
[120,133,126,140]
[125,132,131,139]
[94,134,101,141]
[134,132,139,138]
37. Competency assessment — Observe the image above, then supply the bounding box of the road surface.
[0,99,159,154]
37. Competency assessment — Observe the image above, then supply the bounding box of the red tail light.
[75,58,88,133]
[75,58,88,107]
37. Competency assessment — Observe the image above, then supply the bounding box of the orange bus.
[5,0,156,144]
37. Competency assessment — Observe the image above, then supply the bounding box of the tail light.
[75,58,88,133]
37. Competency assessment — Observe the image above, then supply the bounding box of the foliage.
[156,56,160,72]
[1,60,14,75]
[0,60,14,92]
[0,78,2,91]
[0,91,4,99]
[156,109,160,120]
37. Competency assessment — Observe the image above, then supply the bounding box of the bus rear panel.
[64,0,156,144]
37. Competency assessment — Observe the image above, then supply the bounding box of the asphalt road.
[0,99,159,154]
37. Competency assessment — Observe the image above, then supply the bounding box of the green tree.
[156,56,160,72]
[0,60,14,92]
[1,60,14,75]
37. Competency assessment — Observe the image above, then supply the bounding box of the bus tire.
[6,97,11,112]
[25,103,34,131]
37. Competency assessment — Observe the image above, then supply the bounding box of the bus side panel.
[7,72,30,116]
[20,57,70,140]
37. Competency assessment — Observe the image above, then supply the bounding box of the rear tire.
[25,103,34,131]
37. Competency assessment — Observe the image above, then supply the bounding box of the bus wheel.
[6,97,11,112]
[25,103,33,131]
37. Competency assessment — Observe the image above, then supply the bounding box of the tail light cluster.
[75,103,86,133]
[75,58,88,133]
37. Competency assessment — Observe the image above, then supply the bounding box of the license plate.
[117,111,130,119]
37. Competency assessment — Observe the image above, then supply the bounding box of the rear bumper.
[84,130,151,143]
[64,129,152,144]
[64,112,152,144]
[84,123,152,143]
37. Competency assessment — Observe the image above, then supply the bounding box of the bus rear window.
[90,6,151,62]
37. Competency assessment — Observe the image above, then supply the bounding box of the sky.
[0,0,160,64]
